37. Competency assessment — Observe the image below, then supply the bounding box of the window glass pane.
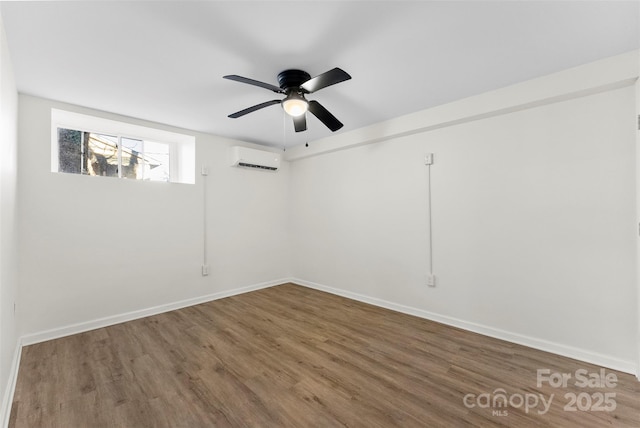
[143,141,170,182]
[86,133,119,177]
[121,137,143,179]
[58,128,83,174]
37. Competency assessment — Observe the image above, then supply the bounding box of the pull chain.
[282,110,287,152]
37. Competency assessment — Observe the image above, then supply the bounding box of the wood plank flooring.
[9,283,640,427]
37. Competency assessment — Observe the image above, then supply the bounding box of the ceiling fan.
[223,68,351,132]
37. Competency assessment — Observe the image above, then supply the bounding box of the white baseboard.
[21,278,289,346]
[1,340,22,428]
[292,278,637,376]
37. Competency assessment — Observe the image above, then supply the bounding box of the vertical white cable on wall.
[425,153,436,286]
[427,161,433,274]
[201,165,209,276]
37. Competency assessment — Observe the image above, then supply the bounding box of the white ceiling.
[2,1,638,149]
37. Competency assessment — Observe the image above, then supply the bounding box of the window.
[52,109,195,184]
[57,129,171,181]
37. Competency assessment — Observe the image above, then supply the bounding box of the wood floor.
[9,283,640,427]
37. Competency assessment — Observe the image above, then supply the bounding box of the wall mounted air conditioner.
[230,146,281,171]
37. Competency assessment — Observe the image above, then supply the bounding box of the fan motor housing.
[277,69,311,90]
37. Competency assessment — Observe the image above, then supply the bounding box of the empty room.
[0,1,639,427]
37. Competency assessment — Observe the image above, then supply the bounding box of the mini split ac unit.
[230,146,281,171]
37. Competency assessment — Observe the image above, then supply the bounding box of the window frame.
[51,109,195,184]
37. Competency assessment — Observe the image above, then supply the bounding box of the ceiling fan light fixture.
[282,93,308,117]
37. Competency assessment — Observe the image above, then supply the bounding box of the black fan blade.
[223,75,284,93]
[300,68,351,93]
[293,114,307,132]
[308,100,343,132]
[228,100,281,118]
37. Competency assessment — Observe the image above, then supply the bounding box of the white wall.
[289,54,638,373]
[17,95,290,339]
[0,11,19,424]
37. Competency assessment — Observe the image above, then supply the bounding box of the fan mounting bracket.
[277,69,311,91]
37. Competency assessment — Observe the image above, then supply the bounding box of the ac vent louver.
[238,162,278,171]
